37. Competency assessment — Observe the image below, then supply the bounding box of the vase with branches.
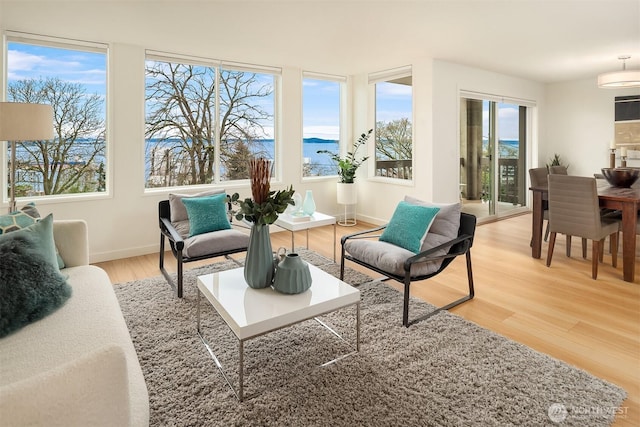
[229,158,294,288]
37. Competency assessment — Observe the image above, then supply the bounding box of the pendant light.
[598,56,640,88]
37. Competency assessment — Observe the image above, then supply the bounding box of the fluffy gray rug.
[114,250,626,427]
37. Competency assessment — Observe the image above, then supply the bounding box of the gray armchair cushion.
[182,229,250,259]
[344,197,461,278]
[344,239,441,277]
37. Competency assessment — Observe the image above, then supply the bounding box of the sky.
[8,42,416,142]
[483,102,521,141]
[303,78,341,140]
[8,42,107,96]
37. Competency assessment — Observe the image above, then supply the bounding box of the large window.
[302,74,343,177]
[371,67,413,180]
[5,34,108,199]
[145,53,278,188]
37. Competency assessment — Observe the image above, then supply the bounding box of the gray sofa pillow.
[403,196,461,256]
[168,189,226,223]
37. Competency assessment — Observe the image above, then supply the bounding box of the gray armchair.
[341,201,476,327]
[159,193,249,297]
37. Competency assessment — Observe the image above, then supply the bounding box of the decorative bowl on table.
[601,168,640,188]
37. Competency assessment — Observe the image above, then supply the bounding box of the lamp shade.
[0,102,54,141]
[597,70,640,88]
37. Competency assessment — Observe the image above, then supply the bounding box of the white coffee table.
[274,212,337,261]
[196,264,360,401]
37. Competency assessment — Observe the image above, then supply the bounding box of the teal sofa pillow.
[182,193,231,237]
[0,214,72,338]
[0,203,65,268]
[0,202,40,234]
[379,201,440,253]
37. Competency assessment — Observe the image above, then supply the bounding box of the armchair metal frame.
[340,212,476,327]
[159,199,248,298]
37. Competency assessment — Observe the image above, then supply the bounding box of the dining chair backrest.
[529,167,548,188]
[549,165,568,175]
[547,174,604,240]
[529,167,549,202]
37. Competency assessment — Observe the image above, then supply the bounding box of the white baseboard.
[91,244,158,264]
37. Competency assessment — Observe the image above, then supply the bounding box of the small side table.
[274,212,337,261]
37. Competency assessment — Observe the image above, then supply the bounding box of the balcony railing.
[376,159,413,180]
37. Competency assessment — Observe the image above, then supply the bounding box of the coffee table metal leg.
[356,301,360,352]
[238,340,244,402]
[197,295,359,402]
[197,289,201,332]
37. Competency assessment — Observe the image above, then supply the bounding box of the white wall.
[543,78,640,176]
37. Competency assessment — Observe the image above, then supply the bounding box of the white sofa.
[0,220,150,427]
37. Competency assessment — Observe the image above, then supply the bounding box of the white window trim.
[4,31,110,205]
[369,66,414,182]
[368,65,412,85]
[143,51,281,189]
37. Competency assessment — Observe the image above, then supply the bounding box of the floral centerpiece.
[230,158,294,289]
[317,129,372,183]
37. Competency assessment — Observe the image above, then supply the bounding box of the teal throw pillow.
[182,193,231,237]
[0,215,72,338]
[0,203,40,234]
[0,203,65,268]
[379,201,440,253]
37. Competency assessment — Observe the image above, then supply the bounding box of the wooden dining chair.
[546,175,619,279]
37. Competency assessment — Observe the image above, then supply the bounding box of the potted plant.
[317,129,372,184]
[229,157,294,288]
[317,130,372,219]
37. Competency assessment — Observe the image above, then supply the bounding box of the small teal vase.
[244,224,274,289]
[273,253,312,294]
[302,190,316,216]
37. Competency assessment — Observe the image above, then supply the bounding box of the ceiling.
[2,0,640,84]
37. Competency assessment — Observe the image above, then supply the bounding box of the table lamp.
[0,102,54,213]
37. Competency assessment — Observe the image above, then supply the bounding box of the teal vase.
[244,224,274,289]
[273,253,312,294]
[302,190,316,215]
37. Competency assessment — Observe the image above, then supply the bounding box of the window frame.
[301,71,346,181]
[369,65,414,183]
[3,31,110,205]
[144,51,281,190]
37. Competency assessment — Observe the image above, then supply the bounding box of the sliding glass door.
[460,95,529,221]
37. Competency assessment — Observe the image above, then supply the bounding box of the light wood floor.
[96,213,640,426]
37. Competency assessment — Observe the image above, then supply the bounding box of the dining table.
[530,184,640,283]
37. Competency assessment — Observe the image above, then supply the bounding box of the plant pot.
[337,182,357,205]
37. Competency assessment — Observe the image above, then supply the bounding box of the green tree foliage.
[375,118,412,161]
[8,77,106,195]
[375,118,412,179]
